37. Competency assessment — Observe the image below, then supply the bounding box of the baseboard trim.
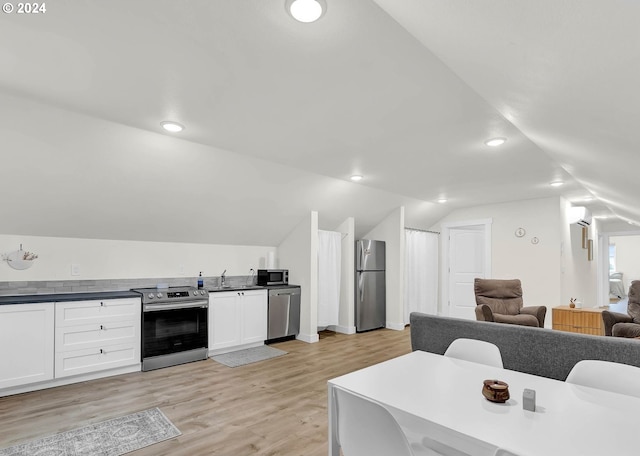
[331,325,356,335]
[386,322,406,331]
[297,333,320,343]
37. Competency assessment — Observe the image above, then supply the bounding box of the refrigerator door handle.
[358,273,364,304]
[359,240,365,271]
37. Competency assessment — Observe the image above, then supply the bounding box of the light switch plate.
[71,264,81,276]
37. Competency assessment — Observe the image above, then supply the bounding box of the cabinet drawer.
[55,343,139,378]
[55,320,138,353]
[56,298,140,327]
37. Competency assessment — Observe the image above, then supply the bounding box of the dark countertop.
[0,291,141,305]
[208,284,300,293]
[208,285,266,293]
[260,284,301,289]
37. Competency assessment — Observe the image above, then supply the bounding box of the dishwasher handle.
[269,287,301,297]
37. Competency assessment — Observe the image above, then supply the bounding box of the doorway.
[442,219,492,320]
[599,230,640,310]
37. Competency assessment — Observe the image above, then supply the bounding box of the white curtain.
[404,229,439,324]
[318,230,342,328]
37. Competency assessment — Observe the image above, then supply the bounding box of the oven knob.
[193,291,198,296]
[200,290,205,295]
[148,293,154,299]
[157,293,162,298]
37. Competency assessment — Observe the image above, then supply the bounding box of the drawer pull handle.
[100,349,104,354]
[100,325,104,330]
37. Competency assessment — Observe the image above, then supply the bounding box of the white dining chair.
[565,359,640,398]
[335,387,444,456]
[444,338,504,368]
[335,387,415,456]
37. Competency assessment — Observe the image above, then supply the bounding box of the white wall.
[278,211,319,343]
[335,217,355,334]
[364,206,405,330]
[0,234,274,281]
[560,199,599,308]
[433,197,563,326]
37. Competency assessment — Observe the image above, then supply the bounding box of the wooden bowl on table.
[482,379,510,403]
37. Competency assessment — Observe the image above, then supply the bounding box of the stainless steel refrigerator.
[355,239,386,332]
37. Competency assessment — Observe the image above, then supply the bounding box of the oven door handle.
[144,300,209,312]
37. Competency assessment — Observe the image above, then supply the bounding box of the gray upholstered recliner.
[474,278,546,327]
[603,280,640,338]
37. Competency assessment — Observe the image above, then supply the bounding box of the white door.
[448,227,486,319]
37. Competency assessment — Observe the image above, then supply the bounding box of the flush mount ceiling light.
[484,137,506,147]
[286,0,326,23]
[160,121,184,133]
[437,198,447,203]
[350,175,363,182]
[550,181,564,187]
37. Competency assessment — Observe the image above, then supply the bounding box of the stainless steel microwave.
[257,269,289,286]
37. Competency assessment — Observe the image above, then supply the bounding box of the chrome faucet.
[221,270,227,287]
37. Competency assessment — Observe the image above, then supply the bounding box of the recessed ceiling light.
[350,175,363,182]
[286,0,326,23]
[437,198,447,203]
[160,121,184,133]
[484,137,506,147]
[550,181,564,187]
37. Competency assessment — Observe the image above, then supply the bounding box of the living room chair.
[444,338,504,368]
[565,360,640,399]
[335,387,437,456]
[474,278,546,327]
[602,280,640,337]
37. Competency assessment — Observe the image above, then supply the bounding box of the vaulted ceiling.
[1,0,637,245]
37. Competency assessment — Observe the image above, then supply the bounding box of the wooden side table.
[552,306,605,336]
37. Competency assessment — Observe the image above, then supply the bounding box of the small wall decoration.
[587,239,593,261]
[581,226,588,249]
[2,244,38,270]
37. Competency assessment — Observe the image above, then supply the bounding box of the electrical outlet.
[71,264,81,276]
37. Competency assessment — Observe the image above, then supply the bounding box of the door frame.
[441,218,492,317]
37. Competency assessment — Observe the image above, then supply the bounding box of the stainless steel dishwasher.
[267,286,301,342]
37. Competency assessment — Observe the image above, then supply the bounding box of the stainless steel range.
[132,286,209,371]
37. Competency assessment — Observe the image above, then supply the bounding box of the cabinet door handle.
[100,302,105,307]
[100,325,104,330]
[100,349,104,354]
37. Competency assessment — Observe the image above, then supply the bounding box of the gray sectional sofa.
[410,312,640,381]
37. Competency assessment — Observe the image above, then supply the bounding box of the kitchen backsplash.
[0,275,256,296]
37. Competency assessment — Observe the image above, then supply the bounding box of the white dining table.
[327,350,639,456]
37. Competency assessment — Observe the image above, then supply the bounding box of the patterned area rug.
[0,407,180,456]
[212,345,288,367]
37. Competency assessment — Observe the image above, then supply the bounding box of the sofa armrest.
[602,310,633,336]
[475,304,494,322]
[521,305,547,327]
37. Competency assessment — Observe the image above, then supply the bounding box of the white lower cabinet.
[209,289,267,355]
[55,298,141,378]
[0,303,55,389]
[0,296,142,397]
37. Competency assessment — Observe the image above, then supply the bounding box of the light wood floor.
[0,328,412,455]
